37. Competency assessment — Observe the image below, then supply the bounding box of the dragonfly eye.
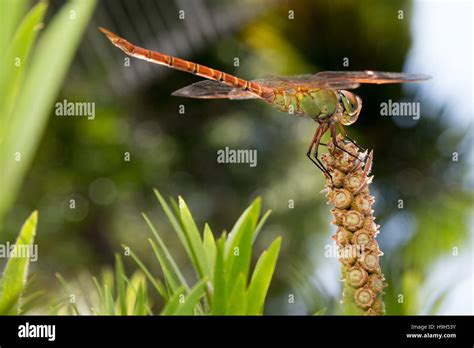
[339,90,362,125]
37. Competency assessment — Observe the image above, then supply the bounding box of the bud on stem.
[323,135,387,315]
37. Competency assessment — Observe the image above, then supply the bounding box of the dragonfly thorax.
[270,88,339,120]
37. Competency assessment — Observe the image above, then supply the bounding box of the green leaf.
[225,198,261,298]
[178,196,210,279]
[174,278,208,316]
[101,268,115,295]
[225,197,261,257]
[147,239,180,293]
[55,272,80,315]
[211,236,226,315]
[254,209,271,242]
[91,276,104,314]
[133,282,148,315]
[0,0,97,223]
[203,224,216,279]
[0,0,30,53]
[114,254,128,316]
[246,237,281,315]
[17,290,43,315]
[103,284,115,315]
[0,211,38,314]
[170,197,180,216]
[160,285,185,316]
[154,191,207,313]
[125,245,168,301]
[142,213,189,289]
[0,1,47,120]
[161,279,207,316]
[126,272,145,315]
[227,273,247,315]
[153,189,192,258]
[122,275,151,316]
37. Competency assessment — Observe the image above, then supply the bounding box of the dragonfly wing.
[171,71,430,98]
[310,71,431,89]
[251,74,359,90]
[171,80,258,99]
[252,71,430,91]
[252,74,315,88]
[252,75,332,92]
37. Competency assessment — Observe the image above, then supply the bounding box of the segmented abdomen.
[99,27,273,99]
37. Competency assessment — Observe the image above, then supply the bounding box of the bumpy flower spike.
[322,136,387,315]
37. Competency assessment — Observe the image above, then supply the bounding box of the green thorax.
[270,88,338,120]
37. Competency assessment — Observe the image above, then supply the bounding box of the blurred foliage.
[1,0,471,315]
[56,192,280,315]
[0,211,37,315]
[54,257,151,315]
[0,0,97,225]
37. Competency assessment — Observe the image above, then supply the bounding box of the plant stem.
[321,135,387,315]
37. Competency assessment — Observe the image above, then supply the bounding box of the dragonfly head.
[338,90,362,125]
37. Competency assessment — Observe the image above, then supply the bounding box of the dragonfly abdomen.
[99,27,272,99]
[159,57,271,99]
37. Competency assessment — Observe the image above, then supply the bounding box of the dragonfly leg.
[306,152,331,180]
[340,125,366,153]
[307,124,333,185]
[330,124,359,160]
[338,125,370,168]
[345,135,365,152]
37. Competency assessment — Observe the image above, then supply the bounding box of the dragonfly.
[99,27,430,181]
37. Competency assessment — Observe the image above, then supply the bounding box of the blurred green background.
[1,0,472,314]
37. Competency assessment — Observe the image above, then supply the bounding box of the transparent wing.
[251,74,315,88]
[171,80,258,99]
[171,71,431,98]
[311,71,431,89]
[252,71,430,90]
[251,74,360,90]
